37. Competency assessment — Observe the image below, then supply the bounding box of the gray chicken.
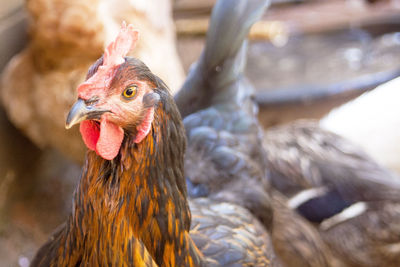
[177,0,274,230]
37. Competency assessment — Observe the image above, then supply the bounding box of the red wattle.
[96,118,124,160]
[79,119,124,160]
[80,120,100,151]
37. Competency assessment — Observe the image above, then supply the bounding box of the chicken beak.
[66,99,89,129]
[65,99,107,129]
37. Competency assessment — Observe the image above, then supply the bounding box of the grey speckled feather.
[190,198,279,267]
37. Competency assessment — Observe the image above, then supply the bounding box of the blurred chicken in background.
[321,77,400,175]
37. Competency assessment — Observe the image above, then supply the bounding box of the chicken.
[1,0,184,162]
[31,4,279,266]
[320,77,400,175]
[264,121,400,267]
[175,0,273,229]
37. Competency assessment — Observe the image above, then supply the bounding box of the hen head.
[66,23,162,160]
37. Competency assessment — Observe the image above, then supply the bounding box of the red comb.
[78,22,139,100]
[103,22,139,67]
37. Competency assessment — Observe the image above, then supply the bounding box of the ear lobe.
[134,107,155,143]
[142,92,160,108]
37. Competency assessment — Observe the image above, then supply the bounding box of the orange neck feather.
[69,100,204,266]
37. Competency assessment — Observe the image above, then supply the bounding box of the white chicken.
[320,77,400,174]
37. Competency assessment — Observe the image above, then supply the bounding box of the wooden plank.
[175,18,289,45]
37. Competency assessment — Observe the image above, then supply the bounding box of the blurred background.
[1,0,400,266]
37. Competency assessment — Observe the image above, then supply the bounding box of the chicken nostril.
[84,96,100,106]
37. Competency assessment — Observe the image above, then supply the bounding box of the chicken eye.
[122,85,137,100]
